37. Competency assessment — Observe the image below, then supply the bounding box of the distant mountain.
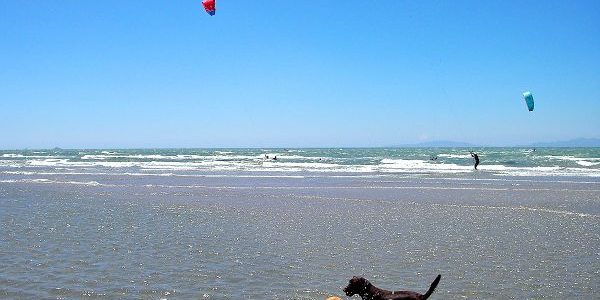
[394,140,476,148]
[526,138,600,147]
[389,138,600,148]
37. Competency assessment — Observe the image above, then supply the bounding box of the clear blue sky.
[1,0,599,148]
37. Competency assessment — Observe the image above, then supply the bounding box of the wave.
[100,151,120,155]
[2,154,24,158]
[380,159,472,173]
[543,155,600,166]
[437,154,471,159]
[80,154,268,161]
[3,152,600,177]
[1,154,62,159]
[11,160,600,177]
[0,179,102,186]
[430,203,597,218]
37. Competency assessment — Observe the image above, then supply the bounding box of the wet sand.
[1,175,598,299]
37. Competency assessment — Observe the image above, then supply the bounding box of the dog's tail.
[422,274,441,299]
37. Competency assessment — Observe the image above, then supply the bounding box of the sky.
[1,0,599,148]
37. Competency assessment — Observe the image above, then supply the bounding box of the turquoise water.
[1,148,599,178]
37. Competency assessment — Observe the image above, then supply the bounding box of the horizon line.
[2,145,599,151]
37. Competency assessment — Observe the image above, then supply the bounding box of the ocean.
[1,148,599,299]
[1,147,599,179]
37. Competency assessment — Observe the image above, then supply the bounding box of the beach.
[5,0,600,298]
[1,148,599,299]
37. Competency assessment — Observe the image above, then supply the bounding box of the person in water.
[470,151,480,169]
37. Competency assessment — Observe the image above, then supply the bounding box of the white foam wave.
[81,154,186,160]
[576,161,599,167]
[27,159,70,166]
[544,155,600,166]
[380,159,472,173]
[431,203,597,218]
[1,154,61,159]
[198,174,306,178]
[437,154,471,159]
[285,149,305,153]
[268,155,319,160]
[8,155,600,178]
[176,154,216,160]
[0,170,179,177]
[262,161,338,168]
[81,155,108,160]
[80,153,266,161]
[0,178,103,186]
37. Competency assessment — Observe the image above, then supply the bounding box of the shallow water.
[1,173,598,299]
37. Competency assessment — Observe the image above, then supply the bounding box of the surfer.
[470,151,479,170]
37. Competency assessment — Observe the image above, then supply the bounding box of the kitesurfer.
[470,152,479,170]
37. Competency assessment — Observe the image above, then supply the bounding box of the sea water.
[1,148,598,299]
[1,147,599,179]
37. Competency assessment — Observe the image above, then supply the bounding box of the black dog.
[343,274,441,300]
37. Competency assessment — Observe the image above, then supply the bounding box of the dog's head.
[344,276,370,296]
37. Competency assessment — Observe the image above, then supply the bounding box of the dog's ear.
[357,277,369,286]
